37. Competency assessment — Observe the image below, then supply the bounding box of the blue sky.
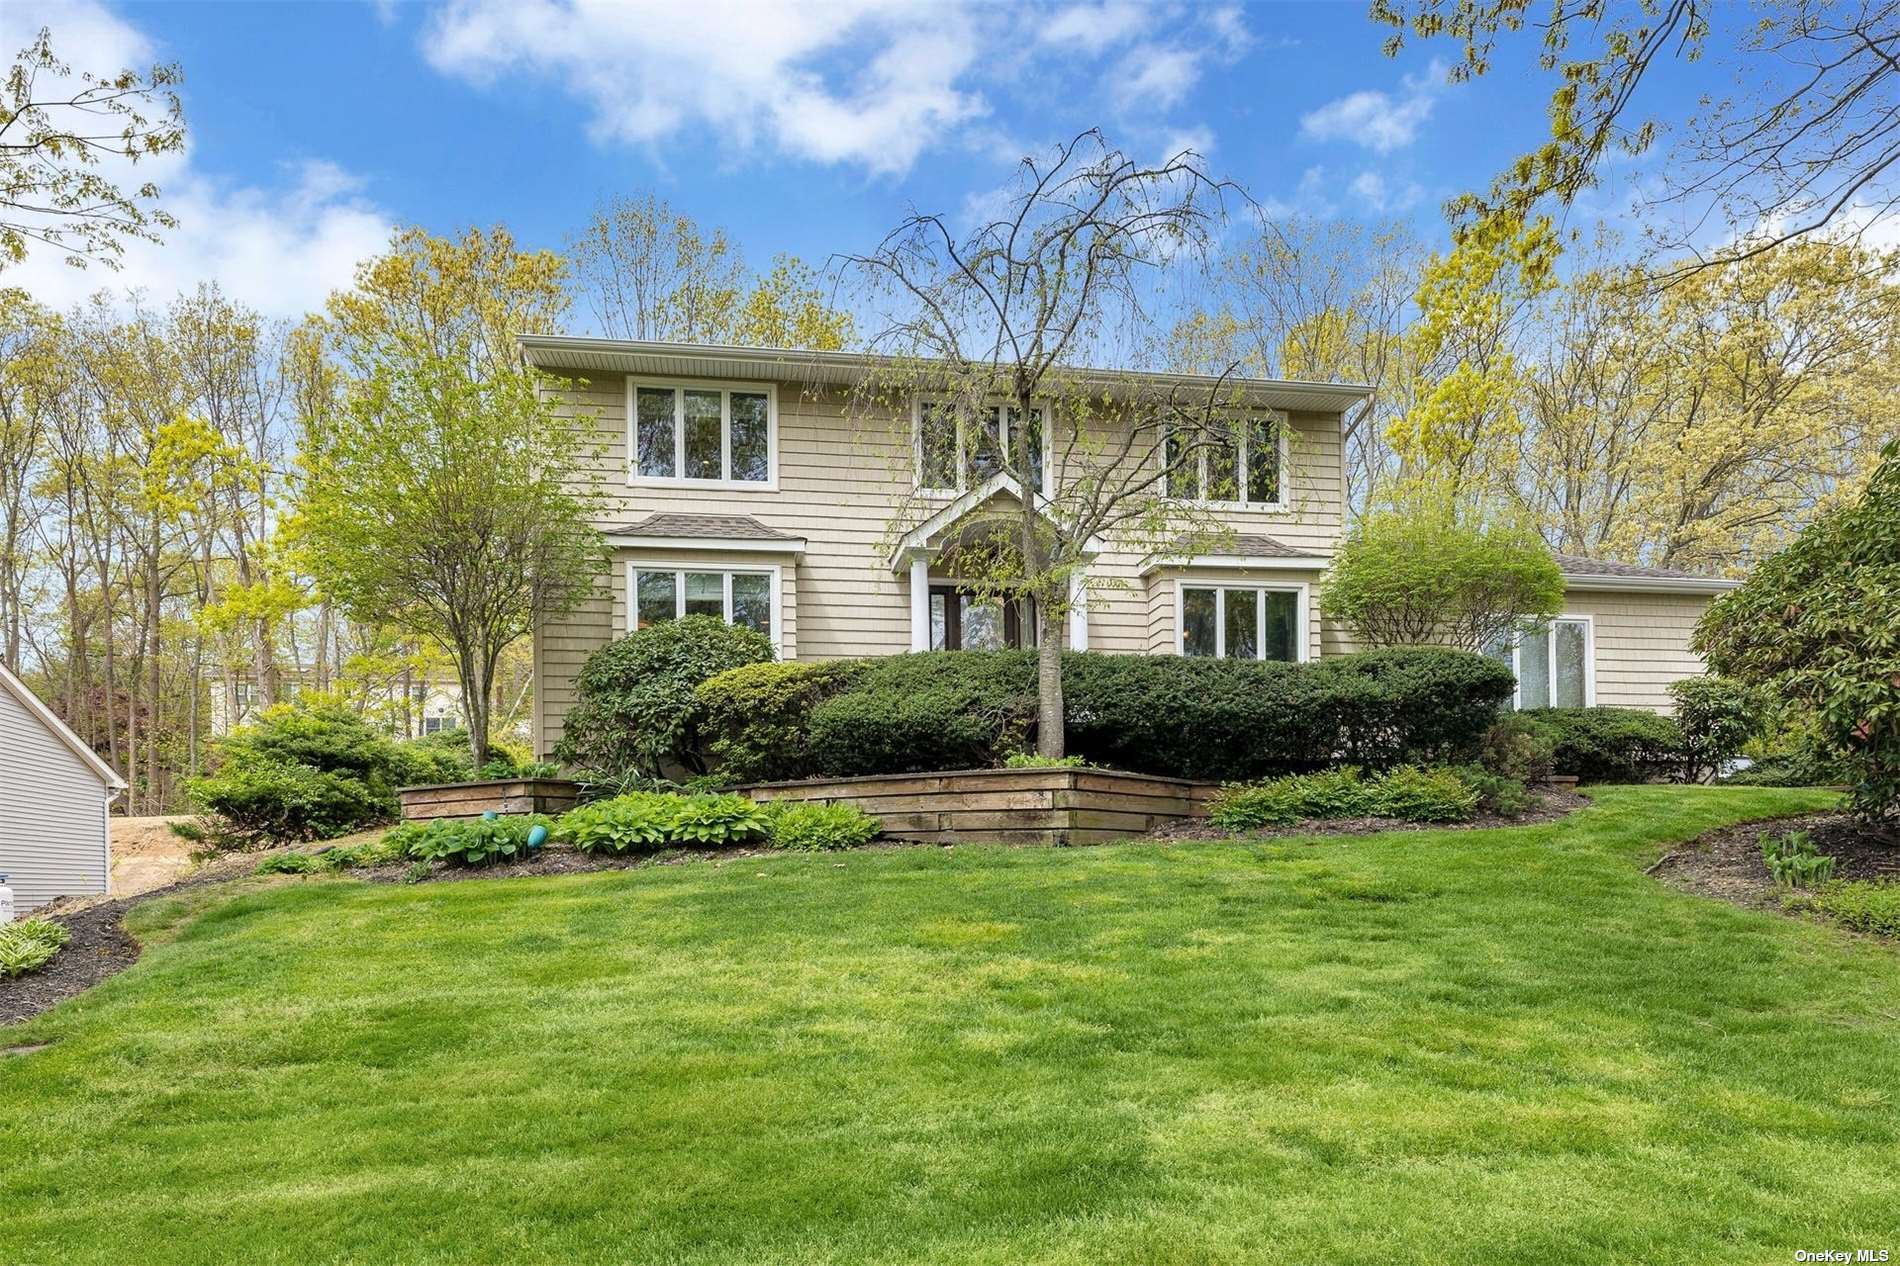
[7,0,1731,324]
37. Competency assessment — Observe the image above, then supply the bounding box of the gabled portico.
[886,472,1104,652]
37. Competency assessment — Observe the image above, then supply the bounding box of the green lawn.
[4,785,1895,1265]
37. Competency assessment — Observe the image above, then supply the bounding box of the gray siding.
[0,683,111,911]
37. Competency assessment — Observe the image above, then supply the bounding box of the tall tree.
[301,227,597,767]
[846,130,1247,758]
[0,26,185,270]
[298,354,604,768]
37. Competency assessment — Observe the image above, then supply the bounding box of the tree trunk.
[454,643,490,773]
[1035,599,1065,759]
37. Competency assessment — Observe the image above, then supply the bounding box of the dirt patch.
[1649,812,1900,915]
[105,815,197,902]
[1151,788,1589,842]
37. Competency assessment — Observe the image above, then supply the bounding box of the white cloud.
[1116,45,1202,111]
[423,0,989,177]
[1348,169,1423,214]
[1039,1,1149,53]
[1299,58,1446,153]
[0,0,392,318]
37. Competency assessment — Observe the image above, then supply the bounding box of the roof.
[600,512,806,555]
[1554,552,1742,594]
[520,335,1374,415]
[604,513,798,541]
[887,472,1106,570]
[0,661,127,790]
[1137,532,1329,576]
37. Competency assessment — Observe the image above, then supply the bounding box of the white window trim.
[625,560,784,651]
[1172,579,1311,662]
[1497,613,1596,708]
[626,376,779,491]
[1164,410,1291,512]
[913,398,1054,499]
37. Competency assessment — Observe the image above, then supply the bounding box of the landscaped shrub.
[187,705,413,848]
[0,917,70,978]
[1480,714,1556,784]
[1722,705,1851,789]
[666,794,773,846]
[552,793,678,854]
[557,616,775,781]
[391,729,559,785]
[1697,442,1900,821]
[1370,766,1482,823]
[694,660,864,783]
[1759,830,1836,889]
[1519,707,1684,784]
[807,652,1036,776]
[254,851,329,876]
[1003,751,1087,768]
[719,647,1515,784]
[1449,764,1534,815]
[1671,676,1763,783]
[1210,768,1378,830]
[765,802,883,851]
[387,815,551,867]
[1785,881,1900,937]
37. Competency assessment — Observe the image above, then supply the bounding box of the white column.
[1068,568,1089,651]
[909,552,930,651]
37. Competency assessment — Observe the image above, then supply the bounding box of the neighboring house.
[0,661,126,912]
[521,337,1739,755]
[208,672,470,738]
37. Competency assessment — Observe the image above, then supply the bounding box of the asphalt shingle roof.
[604,513,799,541]
[1552,552,1727,582]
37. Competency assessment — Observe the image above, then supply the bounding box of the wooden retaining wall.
[739,768,1220,846]
[398,778,583,823]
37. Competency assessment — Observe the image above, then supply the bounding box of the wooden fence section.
[739,768,1220,845]
[398,778,583,823]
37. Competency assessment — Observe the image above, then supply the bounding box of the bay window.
[1488,617,1593,708]
[630,565,778,644]
[917,401,1047,495]
[1164,412,1285,507]
[1178,583,1304,661]
[629,379,774,486]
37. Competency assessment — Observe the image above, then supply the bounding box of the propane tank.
[0,873,14,925]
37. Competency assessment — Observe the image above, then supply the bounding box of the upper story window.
[916,400,1048,497]
[629,378,775,488]
[1163,411,1286,508]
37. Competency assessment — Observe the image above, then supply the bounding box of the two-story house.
[522,336,1738,757]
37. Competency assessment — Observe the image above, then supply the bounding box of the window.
[420,715,449,736]
[1177,584,1303,661]
[1164,412,1285,507]
[917,401,1048,495]
[628,379,774,486]
[630,565,778,643]
[1487,617,1592,708]
[928,585,1038,650]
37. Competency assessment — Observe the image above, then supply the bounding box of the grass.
[3,785,1896,1265]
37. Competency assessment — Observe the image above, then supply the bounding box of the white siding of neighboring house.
[0,682,113,911]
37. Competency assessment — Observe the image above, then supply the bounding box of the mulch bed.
[1648,812,1900,915]
[1151,788,1590,842]
[1,898,141,1030]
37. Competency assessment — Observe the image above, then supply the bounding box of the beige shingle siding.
[0,684,111,911]
[1562,589,1715,711]
[533,371,1345,751]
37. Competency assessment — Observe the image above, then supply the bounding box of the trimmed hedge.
[556,616,775,780]
[701,647,1514,783]
[1518,707,1684,784]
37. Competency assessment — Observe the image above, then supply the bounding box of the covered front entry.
[887,472,1100,654]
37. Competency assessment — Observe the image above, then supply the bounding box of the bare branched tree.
[1373,0,1899,274]
[842,130,1283,757]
